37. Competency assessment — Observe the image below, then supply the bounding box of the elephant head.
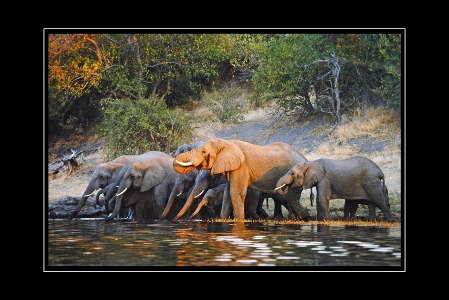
[105,157,176,220]
[189,183,226,219]
[174,140,205,157]
[275,161,324,194]
[168,169,226,221]
[101,164,132,214]
[173,138,245,175]
[68,162,125,219]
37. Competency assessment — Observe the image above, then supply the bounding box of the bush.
[203,86,244,124]
[97,97,193,160]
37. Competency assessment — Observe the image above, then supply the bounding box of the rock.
[48,196,107,219]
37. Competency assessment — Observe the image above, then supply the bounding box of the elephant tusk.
[84,188,101,197]
[177,191,182,196]
[194,190,204,198]
[274,184,286,190]
[116,188,128,196]
[176,160,194,166]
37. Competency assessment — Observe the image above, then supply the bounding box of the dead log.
[48,149,84,177]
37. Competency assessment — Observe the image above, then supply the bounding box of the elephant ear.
[141,164,165,192]
[210,139,245,175]
[303,161,325,190]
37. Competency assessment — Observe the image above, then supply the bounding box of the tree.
[250,32,402,131]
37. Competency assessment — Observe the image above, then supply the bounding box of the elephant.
[174,140,205,157]
[164,169,227,221]
[275,156,395,222]
[157,141,205,219]
[189,184,268,220]
[105,156,179,221]
[161,169,199,220]
[68,150,171,219]
[96,163,131,214]
[173,138,311,221]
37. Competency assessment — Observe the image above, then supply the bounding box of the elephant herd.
[67,138,395,222]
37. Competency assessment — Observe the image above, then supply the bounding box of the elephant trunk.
[105,182,129,220]
[275,174,293,196]
[161,187,182,220]
[173,191,201,221]
[189,198,208,219]
[103,185,118,214]
[173,153,196,174]
[68,184,99,219]
[96,190,104,207]
[105,193,123,220]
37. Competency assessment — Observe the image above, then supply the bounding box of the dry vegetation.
[47,90,402,224]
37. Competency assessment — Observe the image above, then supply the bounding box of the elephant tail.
[380,176,390,208]
[384,184,390,208]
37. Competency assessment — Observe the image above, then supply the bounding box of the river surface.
[45,219,403,271]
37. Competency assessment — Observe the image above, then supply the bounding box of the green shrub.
[204,86,244,124]
[97,97,193,160]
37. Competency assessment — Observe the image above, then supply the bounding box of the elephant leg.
[153,186,170,219]
[135,200,146,221]
[272,199,284,220]
[288,199,311,220]
[315,191,330,221]
[256,195,268,219]
[368,188,395,222]
[220,181,233,219]
[230,189,247,221]
[229,173,249,220]
[367,203,377,221]
[344,200,358,220]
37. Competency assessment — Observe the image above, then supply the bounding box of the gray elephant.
[164,169,227,221]
[173,138,311,221]
[96,163,132,214]
[105,156,178,220]
[174,140,205,157]
[275,156,395,222]
[68,151,171,219]
[189,184,268,220]
[161,169,199,220]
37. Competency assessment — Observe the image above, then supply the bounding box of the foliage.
[203,86,245,123]
[250,33,402,123]
[97,97,193,160]
[47,33,240,135]
[47,31,402,148]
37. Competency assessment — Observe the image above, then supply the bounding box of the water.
[46,219,403,271]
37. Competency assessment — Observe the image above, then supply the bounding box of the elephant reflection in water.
[174,222,260,267]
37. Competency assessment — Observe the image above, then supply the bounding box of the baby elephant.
[189,184,267,220]
[275,156,395,222]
